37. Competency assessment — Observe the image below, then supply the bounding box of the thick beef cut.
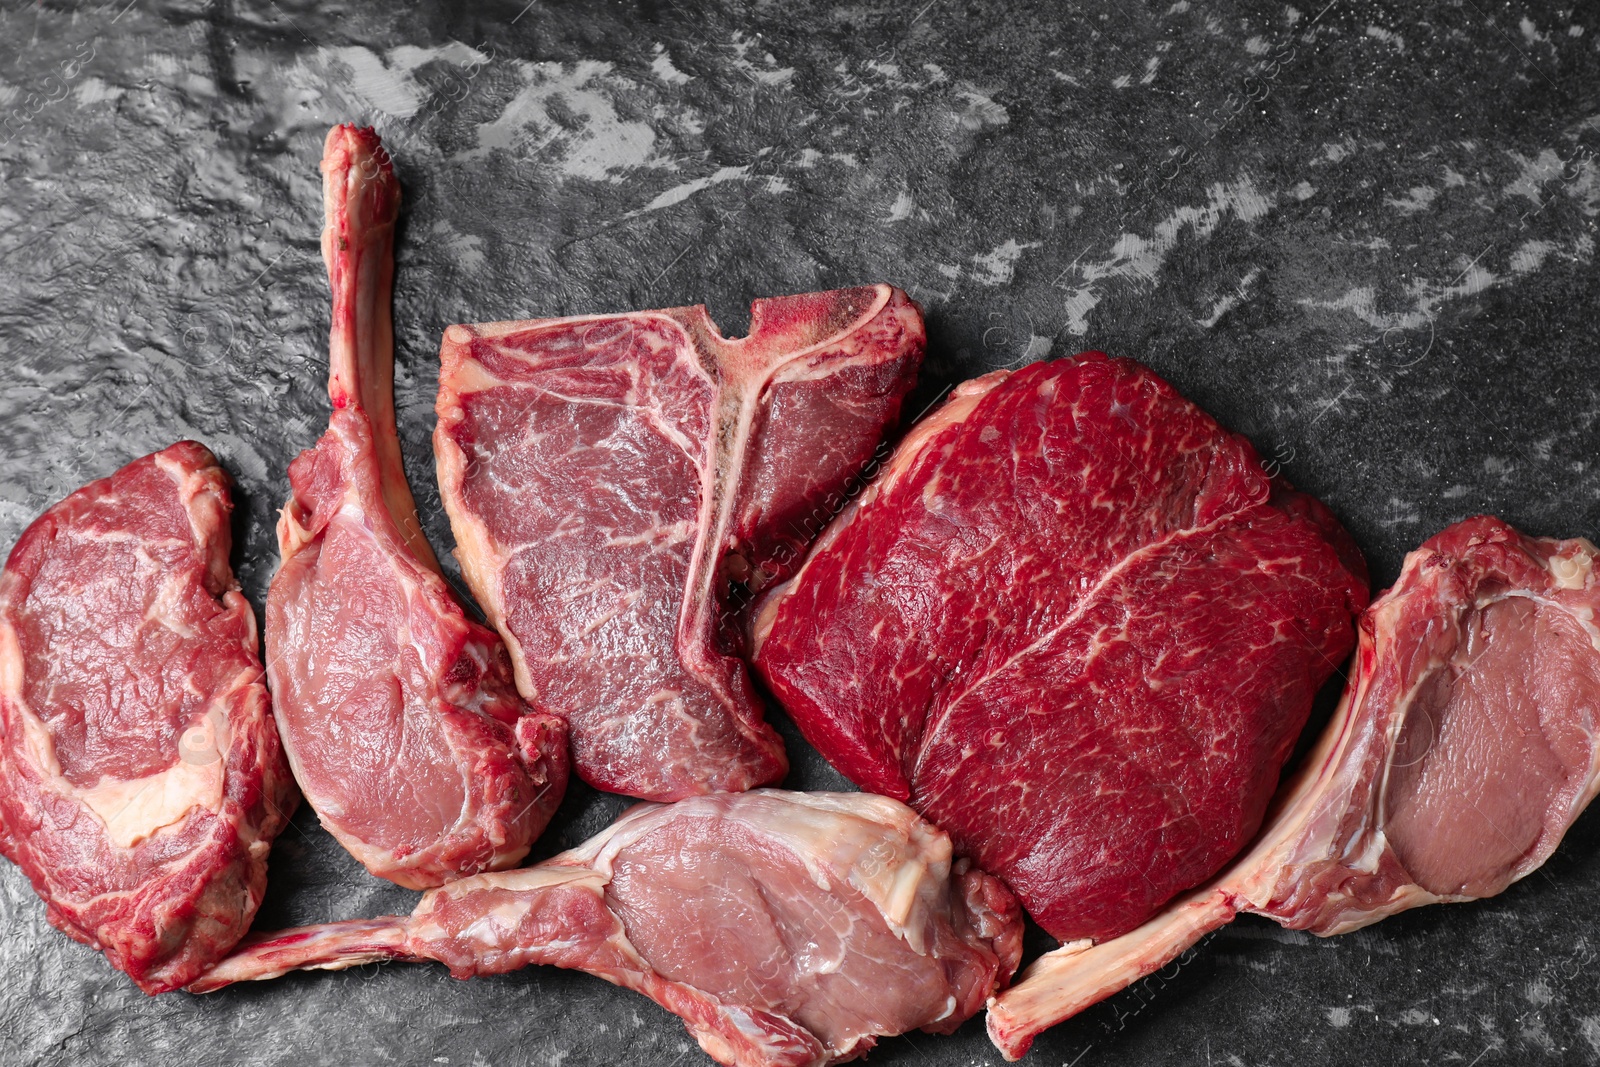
[0,443,296,993]
[988,516,1600,1058]
[266,126,567,889]
[752,353,1369,945]
[434,286,925,801]
[192,790,1023,1067]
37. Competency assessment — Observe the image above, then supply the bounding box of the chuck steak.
[0,442,296,993]
[434,286,925,801]
[266,126,567,889]
[751,353,1369,944]
[192,790,1023,1067]
[987,515,1600,1058]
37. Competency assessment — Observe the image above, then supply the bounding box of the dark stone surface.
[2,0,1598,1063]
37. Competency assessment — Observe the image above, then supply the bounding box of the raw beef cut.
[751,353,1369,945]
[434,285,925,801]
[0,442,296,993]
[191,790,1024,1067]
[266,125,567,889]
[986,515,1600,1058]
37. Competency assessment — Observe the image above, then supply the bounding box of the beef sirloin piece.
[435,286,925,801]
[0,442,296,993]
[266,126,567,889]
[192,790,1024,1067]
[988,516,1600,1058]
[752,353,1369,944]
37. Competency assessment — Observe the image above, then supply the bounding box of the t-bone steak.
[752,352,1370,945]
[265,125,567,889]
[0,442,296,993]
[192,790,1024,1067]
[987,515,1600,1058]
[434,285,925,801]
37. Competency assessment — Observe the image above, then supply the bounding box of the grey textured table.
[2,1,1598,1064]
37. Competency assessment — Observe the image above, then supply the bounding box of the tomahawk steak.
[434,285,925,801]
[266,125,567,889]
[752,353,1369,944]
[986,515,1600,1058]
[0,442,296,993]
[192,789,1023,1067]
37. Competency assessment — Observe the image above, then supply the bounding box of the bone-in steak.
[266,126,567,889]
[987,515,1600,1058]
[752,353,1369,944]
[192,789,1023,1067]
[0,442,296,993]
[434,286,925,801]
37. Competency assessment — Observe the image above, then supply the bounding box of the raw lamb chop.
[986,515,1600,1058]
[434,285,925,801]
[751,353,1369,945]
[266,125,567,889]
[0,442,296,993]
[191,789,1024,1067]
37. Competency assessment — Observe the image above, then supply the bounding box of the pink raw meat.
[192,790,1023,1067]
[265,125,566,889]
[752,353,1369,944]
[0,442,296,993]
[434,285,925,801]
